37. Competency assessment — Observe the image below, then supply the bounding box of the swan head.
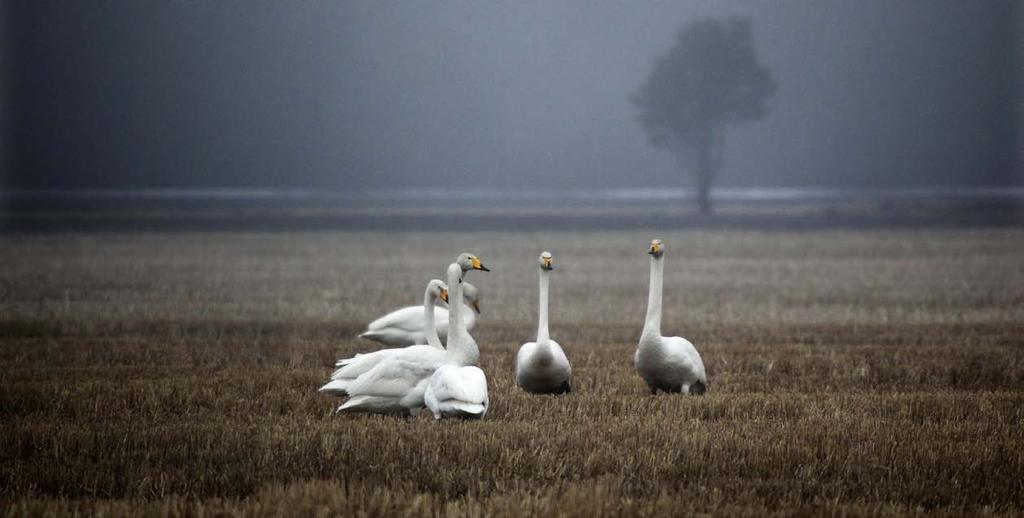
[456,252,490,273]
[428,279,449,305]
[462,282,481,314]
[539,251,554,271]
[648,239,665,258]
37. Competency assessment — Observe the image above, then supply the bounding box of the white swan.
[515,252,571,394]
[339,262,489,416]
[634,239,707,395]
[358,282,481,347]
[324,252,489,396]
[319,279,447,397]
[424,263,489,419]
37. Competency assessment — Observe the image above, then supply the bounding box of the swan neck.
[445,266,478,365]
[536,268,550,345]
[642,255,663,339]
[447,272,461,346]
[424,288,442,349]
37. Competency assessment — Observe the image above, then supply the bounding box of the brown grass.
[1,229,1023,516]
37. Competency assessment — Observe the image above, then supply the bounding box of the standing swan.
[320,279,448,397]
[515,252,571,394]
[424,263,489,419]
[634,239,707,395]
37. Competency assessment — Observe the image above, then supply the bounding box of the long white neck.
[423,287,443,350]
[642,255,663,340]
[446,264,479,366]
[536,268,550,346]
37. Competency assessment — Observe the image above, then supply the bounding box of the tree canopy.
[633,17,776,212]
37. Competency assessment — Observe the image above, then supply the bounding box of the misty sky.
[4,0,1022,191]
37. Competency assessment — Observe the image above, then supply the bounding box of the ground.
[1,229,1022,516]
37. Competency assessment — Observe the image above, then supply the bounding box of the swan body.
[634,336,706,394]
[321,345,441,397]
[516,251,572,394]
[634,239,707,395]
[320,279,447,397]
[340,260,489,416]
[425,263,489,419]
[337,357,442,416]
[359,283,479,347]
[424,365,489,419]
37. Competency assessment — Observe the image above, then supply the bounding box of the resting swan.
[425,263,489,419]
[319,279,447,397]
[322,252,489,397]
[338,261,490,416]
[634,239,707,395]
[359,282,481,347]
[515,252,571,394]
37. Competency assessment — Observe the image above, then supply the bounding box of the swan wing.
[346,357,442,399]
[364,306,426,333]
[331,345,437,380]
[515,342,537,376]
[664,336,707,383]
[429,365,489,405]
[547,340,572,373]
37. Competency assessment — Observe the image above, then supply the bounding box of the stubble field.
[1,229,1023,516]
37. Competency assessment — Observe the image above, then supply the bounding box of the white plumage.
[320,279,447,398]
[359,283,480,347]
[338,358,442,416]
[515,251,572,394]
[424,365,489,419]
[320,345,442,398]
[338,261,489,417]
[634,239,707,395]
[424,263,489,419]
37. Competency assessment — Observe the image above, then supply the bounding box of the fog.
[3,0,1022,193]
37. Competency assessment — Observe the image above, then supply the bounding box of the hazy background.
[2,0,1022,196]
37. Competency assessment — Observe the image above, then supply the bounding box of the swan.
[319,279,448,397]
[455,252,490,274]
[358,282,481,347]
[326,251,489,393]
[634,239,707,395]
[357,252,487,347]
[338,262,489,416]
[424,263,489,419]
[515,251,571,394]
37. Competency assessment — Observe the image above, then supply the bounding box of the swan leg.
[559,381,571,394]
[690,381,706,395]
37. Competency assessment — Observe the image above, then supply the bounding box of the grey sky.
[4,0,1021,191]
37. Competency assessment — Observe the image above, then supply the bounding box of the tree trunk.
[695,136,713,215]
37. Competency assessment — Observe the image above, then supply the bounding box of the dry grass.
[1,229,1023,516]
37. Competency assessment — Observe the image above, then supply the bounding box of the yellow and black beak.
[649,241,662,256]
[439,288,449,304]
[542,257,554,270]
[471,299,481,314]
[471,256,490,272]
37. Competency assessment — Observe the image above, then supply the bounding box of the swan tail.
[358,331,386,343]
[319,379,351,396]
[334,353,366,369]
[338,396,408,416]
[438,401,486,418]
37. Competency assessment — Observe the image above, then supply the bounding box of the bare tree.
[633,17,776,214]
